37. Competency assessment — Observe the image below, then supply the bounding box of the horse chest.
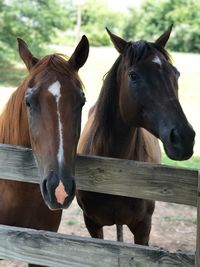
[0,181,40,223]
[78,191,151,226]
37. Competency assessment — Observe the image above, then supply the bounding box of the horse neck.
[0,82,30,147]
[91,61,141,159]
[106,110,144,159]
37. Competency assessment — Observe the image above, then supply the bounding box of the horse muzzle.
[41,171,75,210]
[161,125,195,161]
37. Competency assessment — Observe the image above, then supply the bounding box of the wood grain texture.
[0,144,38,183]
[0,144,198,206]
[76,154,198,206]
[0,224,195,267]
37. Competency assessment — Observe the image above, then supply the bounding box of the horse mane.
[84,56,121,155]
[126,40,171,65]
[0,79,29,146]
[95,56,121,131]
[89,41,170,155]
[0,54,81,146]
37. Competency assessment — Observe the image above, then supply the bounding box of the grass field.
[0,47,200,169]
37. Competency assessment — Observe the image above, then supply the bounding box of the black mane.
[126,40,171,65]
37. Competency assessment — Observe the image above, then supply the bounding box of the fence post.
[196,170,200,267]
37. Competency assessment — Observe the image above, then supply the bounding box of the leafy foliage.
[0,0,72,61]
[1,0,200,65]
[123,0,200,52]
[80,0,124,46]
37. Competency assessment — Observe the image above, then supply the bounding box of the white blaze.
[152,56,162,66]
[48,81,64,164]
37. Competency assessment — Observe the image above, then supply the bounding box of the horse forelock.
[125,40,172,65]
[30,54,83,88]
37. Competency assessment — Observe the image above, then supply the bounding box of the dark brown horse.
[0,36,89,266]
[76,26,195,245]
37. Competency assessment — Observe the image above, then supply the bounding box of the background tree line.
[0,0,200,63]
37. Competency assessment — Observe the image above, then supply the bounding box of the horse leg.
[83,213,104,239]
[116,224,123,242]
[128,214,152,246]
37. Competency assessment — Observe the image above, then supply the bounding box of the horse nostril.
[42,178,53,203]
[169,128,180,145]
[42,178,48,196]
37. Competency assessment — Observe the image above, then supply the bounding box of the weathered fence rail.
[0,224,194,267]
[0,143,199,267]
[0,144,198,206]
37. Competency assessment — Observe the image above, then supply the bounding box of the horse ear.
[155,24,173,48]
[106,27,128,54]
[68,35,89,70]
[17,38,39,71]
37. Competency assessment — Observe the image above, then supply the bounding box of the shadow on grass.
[0,61,27,87]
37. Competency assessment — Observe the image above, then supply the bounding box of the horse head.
[18,36,89,209]
[106,26,195,160]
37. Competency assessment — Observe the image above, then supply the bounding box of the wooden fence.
[0,143,199,267]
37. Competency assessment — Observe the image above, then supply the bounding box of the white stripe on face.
[48,80,64,164]
[152,56,162,66]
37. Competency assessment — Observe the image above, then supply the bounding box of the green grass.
[65,220,79,226]
[162,153,200,169]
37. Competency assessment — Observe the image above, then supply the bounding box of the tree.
[81,0,124,46]
[123,0,200,53]
[0,0,73,62]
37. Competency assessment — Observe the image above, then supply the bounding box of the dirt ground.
[1,199,196,266]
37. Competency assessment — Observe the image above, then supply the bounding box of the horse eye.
[128,71,139,81]
[25,87,34,108]
[24,98,30,107]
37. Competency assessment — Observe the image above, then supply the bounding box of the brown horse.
[0,36,89,266]
[76,26,195,245]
